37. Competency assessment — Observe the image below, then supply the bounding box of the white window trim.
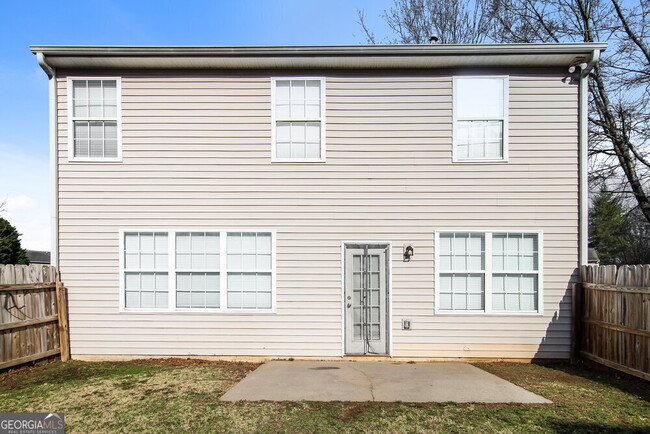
[67,76,123,162]
[271,77,326,163]
[434,229,543,315]
[118,229,277,314]
[452,76,509,163]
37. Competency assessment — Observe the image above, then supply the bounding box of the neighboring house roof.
[26,250,51,264]
[30,43,607,72]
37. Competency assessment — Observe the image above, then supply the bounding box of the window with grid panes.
[438,233,486,310]
[175,232,220,309]
[492,233,539,311]
[453,77,507,161]
[273,79,324,161]
[124,232,169,309]
[69,79,120,159]
[122,231,274,311]
[226,232,273,309]
[437,231,541,313]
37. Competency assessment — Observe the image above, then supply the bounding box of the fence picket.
[578,265,650,381]
[0,264,68,370]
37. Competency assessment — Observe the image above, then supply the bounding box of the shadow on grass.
[548,420,650,434]
[534,360,649,403]
[531,269,649,406]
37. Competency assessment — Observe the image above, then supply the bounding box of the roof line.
[30,43,608,57]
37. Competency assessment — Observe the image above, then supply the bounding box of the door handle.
[347,303,351,308]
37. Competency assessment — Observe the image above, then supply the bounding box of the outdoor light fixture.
[403,245,414,261]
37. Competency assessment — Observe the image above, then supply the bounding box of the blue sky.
[0,0,392,250]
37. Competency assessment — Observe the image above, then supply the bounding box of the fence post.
[55,282,70,362]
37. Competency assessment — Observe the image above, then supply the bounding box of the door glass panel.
[353,255,361,271]
[351,254,364,342]
[371,307,379,322]
[370,272,379,289]
[371,325,380,340]
[353,272,361,289]
[346,247,387,354]
[371,289,380,306]
[354,324,362,340]
[370,255,379,271]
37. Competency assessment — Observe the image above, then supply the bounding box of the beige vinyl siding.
[56,70,578,359]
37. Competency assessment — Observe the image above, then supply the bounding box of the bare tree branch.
[628,141,650,169]
[357,9,378,44]
[367,0,496,45]
[611,0,650,65]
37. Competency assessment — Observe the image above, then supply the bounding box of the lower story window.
[121,230,274,312]
[123,232,168,309]
[436,231,542,313]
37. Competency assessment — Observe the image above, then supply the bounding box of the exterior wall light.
[404,245,414,262]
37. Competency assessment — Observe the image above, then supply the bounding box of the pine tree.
[621,208,650,265]
[0,217,29,264]
[589,192,630,265]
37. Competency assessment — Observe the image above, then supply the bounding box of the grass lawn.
[1,359,648,433]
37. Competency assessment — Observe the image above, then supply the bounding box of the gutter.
[578,49,601,266]
[36,53,58,269]
[30,43,608,71]
[28,43,609,57]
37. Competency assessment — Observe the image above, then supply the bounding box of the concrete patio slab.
[220,361,551,403]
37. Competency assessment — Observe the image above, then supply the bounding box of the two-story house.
[31,43,605,360]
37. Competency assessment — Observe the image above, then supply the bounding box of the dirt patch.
[129,357,261,370]
[340,403,369,422]
[1,358,69,390]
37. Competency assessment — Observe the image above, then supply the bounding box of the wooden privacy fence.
[575,265,650,381]
[0,264,69,370]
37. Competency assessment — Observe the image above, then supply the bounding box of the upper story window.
[436,230,542,314]
[272,78,325,162]
[453,77,508,162]
[68,78,121,161]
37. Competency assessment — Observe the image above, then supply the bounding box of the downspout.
[36,53,58,269]
[578,49,600,266]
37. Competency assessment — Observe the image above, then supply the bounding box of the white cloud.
[5,195,36,211]
[0,142,51,251]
